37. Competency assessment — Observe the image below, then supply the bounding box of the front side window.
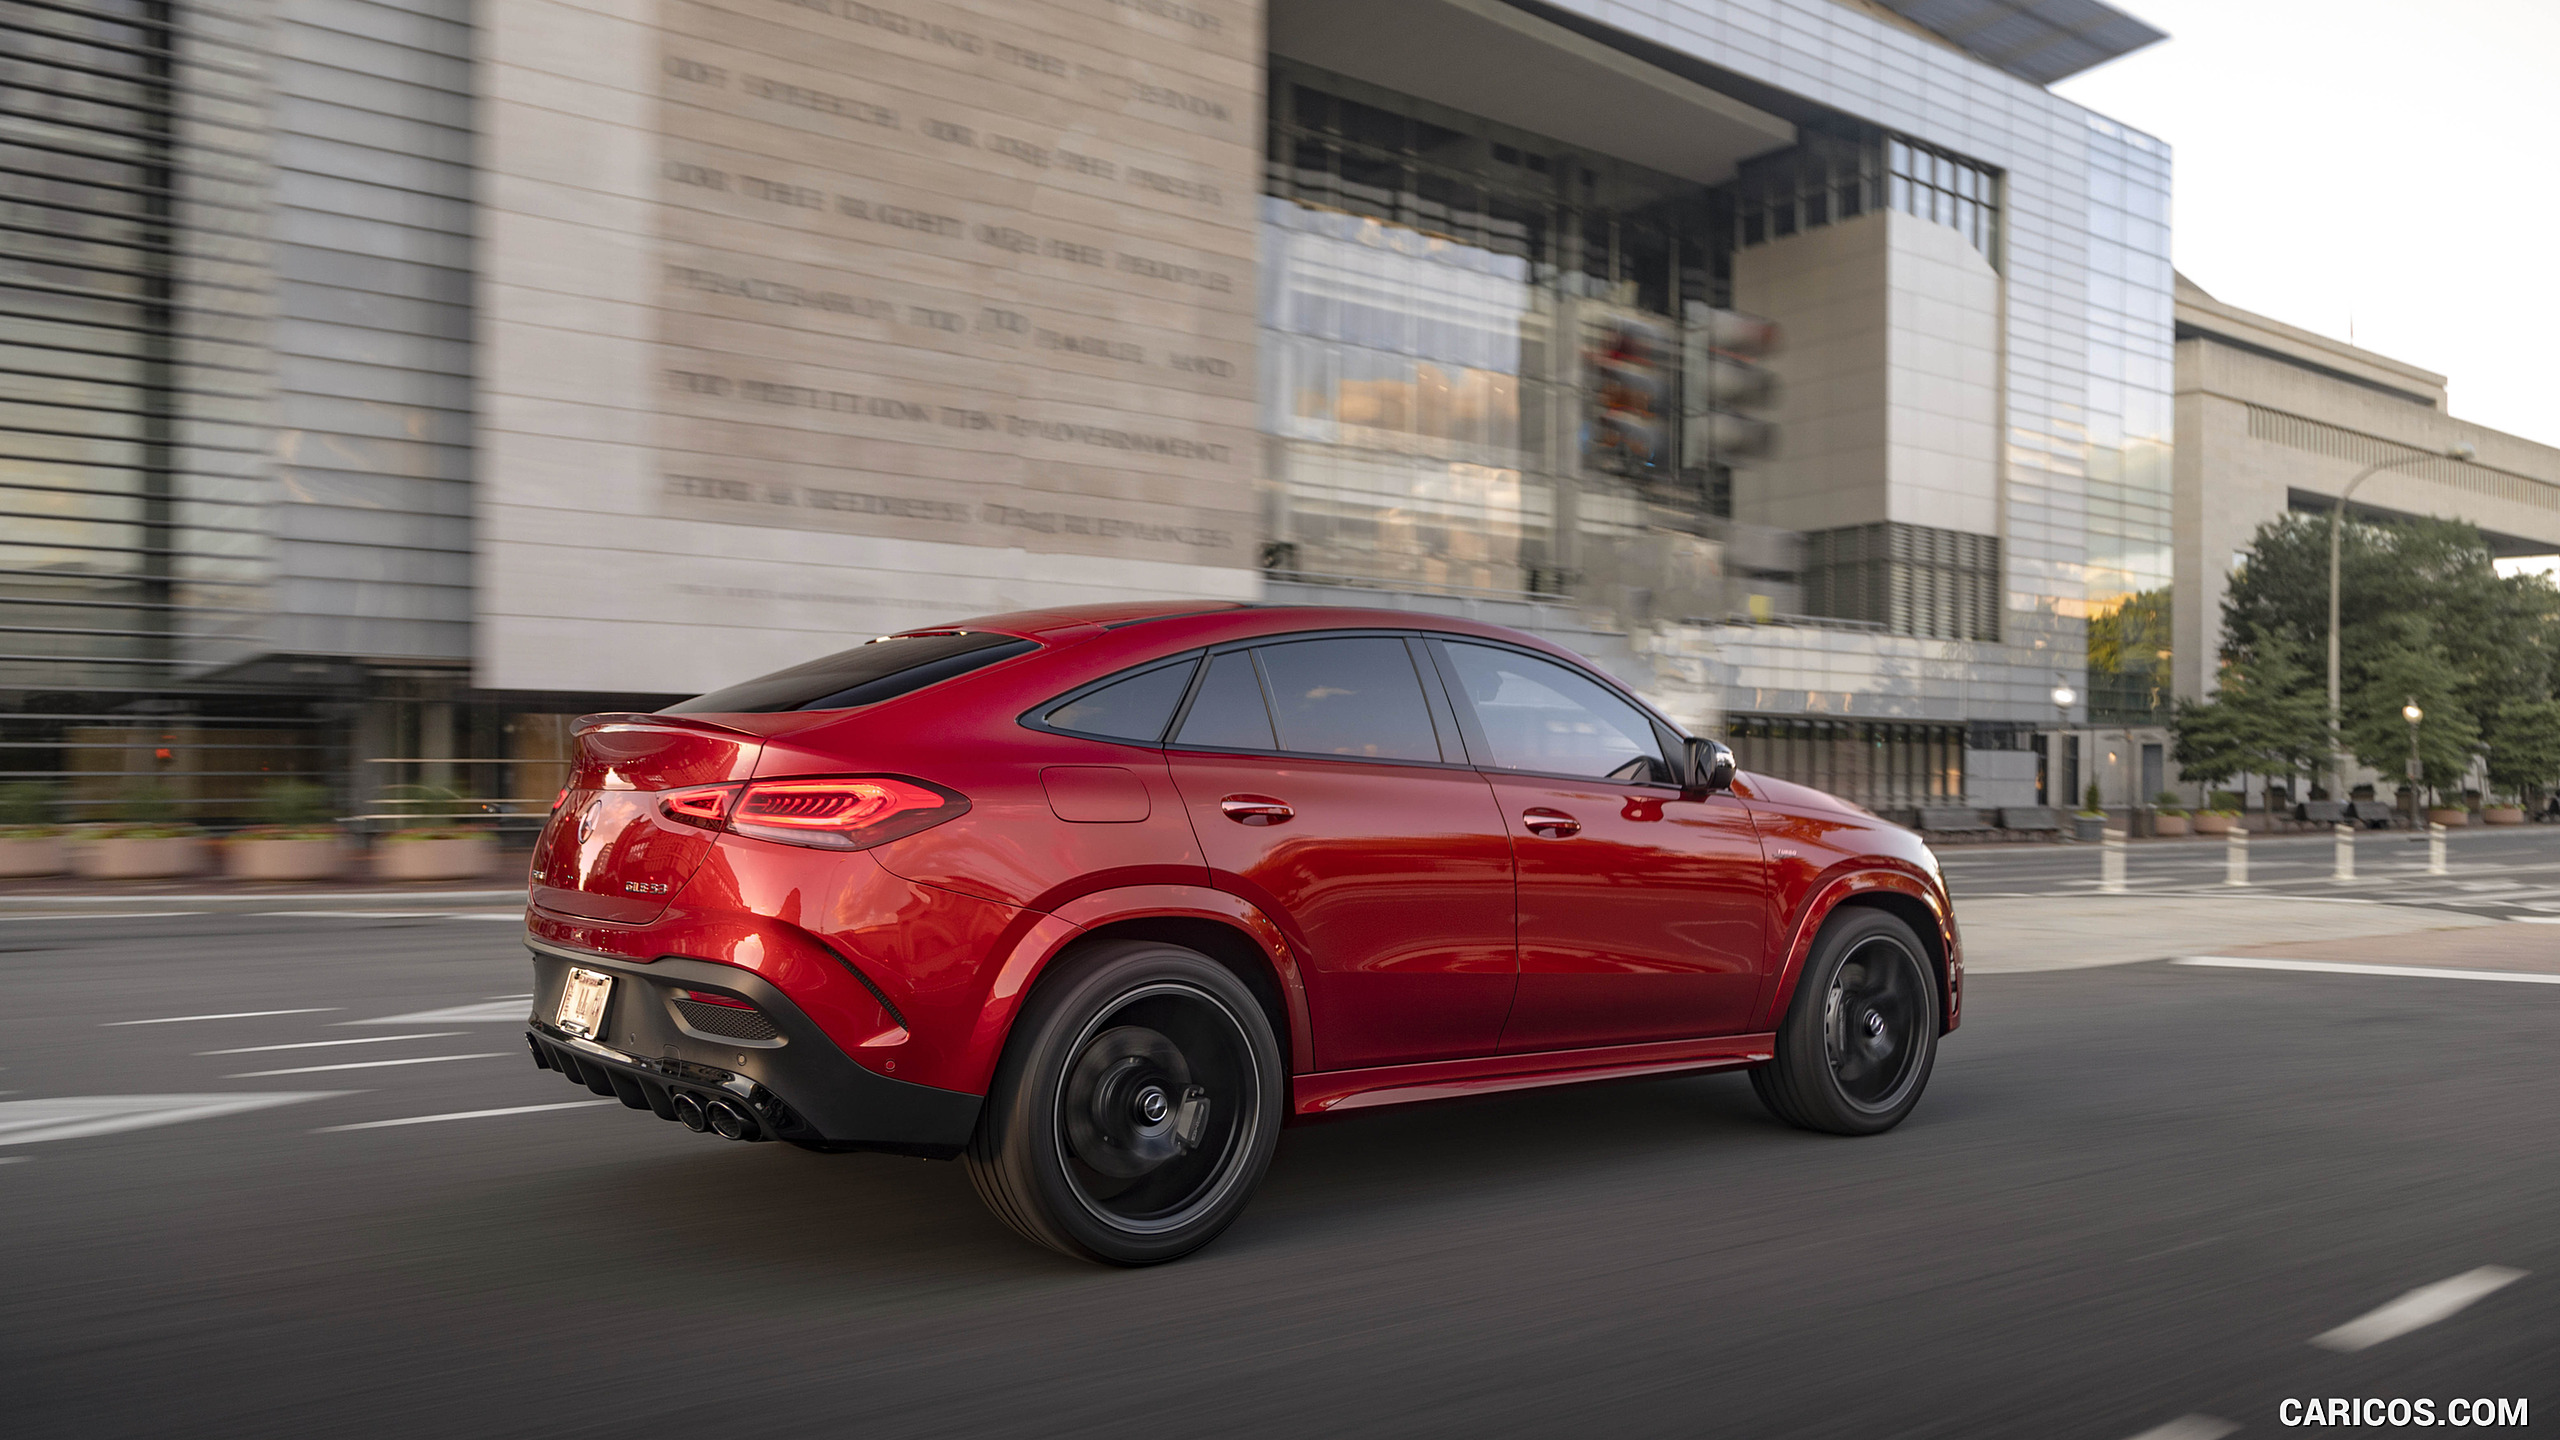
[1441,642,1667,782]
[1255,637,1443,763]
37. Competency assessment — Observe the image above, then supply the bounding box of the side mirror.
[1684,736,1737,794]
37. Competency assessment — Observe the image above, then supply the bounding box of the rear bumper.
[526,940,982,1157]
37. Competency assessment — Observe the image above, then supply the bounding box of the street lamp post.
[2327,443,2477,798]
[2050,681,2077,810]
[2402,701,2425,815]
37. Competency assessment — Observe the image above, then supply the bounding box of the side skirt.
[1292,1033,1777,1115]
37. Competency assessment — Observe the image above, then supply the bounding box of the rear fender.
[960,885,1315,1091]
[1756,866,1959,1035]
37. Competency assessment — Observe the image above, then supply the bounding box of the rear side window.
[1255,637,1443,763]
[665,632,1037,714]
[1172,651,1276,750]
[1040,658,1200,742]
[1441,641,1669,781]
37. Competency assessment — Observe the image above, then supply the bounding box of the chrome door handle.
[1522,808,1580,838]
[1219,795,1293,826]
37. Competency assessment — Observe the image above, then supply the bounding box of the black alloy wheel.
[1751,907,1939,1135]
[967,939,1283,1264]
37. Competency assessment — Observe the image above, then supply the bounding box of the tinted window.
[665,632,1037,714]
[1257,637,1442,762]
[1443,642,1667,781]
[1172,651,1276,750]
[1042,658,1199,742]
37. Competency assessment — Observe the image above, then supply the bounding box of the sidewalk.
[1960,894,2504,974]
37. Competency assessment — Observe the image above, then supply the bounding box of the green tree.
[2485,698,2560,804]
[2171,631,2329,806]
[2343,613,2479,803]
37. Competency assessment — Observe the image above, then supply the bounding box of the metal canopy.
[1871,0,2166,86]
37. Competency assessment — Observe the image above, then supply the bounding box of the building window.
[1260,62,1729,599]
[1730,127,1999,267]
[1723,715,1968,814]
[1801,523,2001,642]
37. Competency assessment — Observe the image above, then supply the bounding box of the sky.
[2053,0,2560,451]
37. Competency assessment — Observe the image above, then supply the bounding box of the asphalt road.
[4,900,2552,1439]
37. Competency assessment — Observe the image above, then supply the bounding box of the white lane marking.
[446,913,527,921]
[2177,956,2560,985]
[483,994,534,1001]
[2311,1266,2528,1353]
[198,1032,463,1056]
[225,1053,505,1078]
[2510,915,2560,924]
[0,1156,27,1165]
[0,1093,353,1146]
[104,1008,341,1026]
[318,1100,617,1132]
[340,1000,532,1026]
[2120,1417,2238,1440]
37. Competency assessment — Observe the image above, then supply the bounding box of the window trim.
[1159,629,1474,770]
[1422,635,1689,790]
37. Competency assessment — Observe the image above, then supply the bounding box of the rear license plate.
[556,967,613,1039]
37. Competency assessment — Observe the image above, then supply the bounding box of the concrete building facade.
[4,0,2185,825]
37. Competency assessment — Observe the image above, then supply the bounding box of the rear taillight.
[657,776,965,851]
[659,784,737,830]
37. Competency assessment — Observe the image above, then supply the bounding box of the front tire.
[965,940,1283,1265]
[1752,908,1938,1135]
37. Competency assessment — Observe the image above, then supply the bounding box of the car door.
[1429,638,1769,1052]
[1163,634,1519,1071]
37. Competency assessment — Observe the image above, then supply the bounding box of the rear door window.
[1171,651,1277,751]
[1039,657,1200,742]
[1255,637,1444,763]
[665,631,1036,714]
[1439,641,1671,782]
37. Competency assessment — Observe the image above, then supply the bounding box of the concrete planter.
[76,836,206,879]
[2426,807,2471,828]
[2072,815,2107,842]
[225,836,350,881]
[0,834,68,876]
[2484,806,2525,826]
[2152,814,2190,836]
[374,834,496,881]
[2192,813,2238,835]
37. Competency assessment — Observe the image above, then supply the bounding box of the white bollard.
[2332,822,2355,883]
[2428,821,2448,876]
[2100,828,2127,894]
[2225,827,2250,887]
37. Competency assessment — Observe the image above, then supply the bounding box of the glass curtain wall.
[2080,118,2174,723]
[1259,63,1724,599]
[2,0,288,822]
[1722,715,1968,814]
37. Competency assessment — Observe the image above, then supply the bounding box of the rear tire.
[965,939,1283,1265]
[1752,908,1938,1136]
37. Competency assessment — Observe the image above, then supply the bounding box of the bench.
[1998,806,2063,835]
[1916,806,1994,834]
[2295,800,2348,825]
[2346,800,2400,828]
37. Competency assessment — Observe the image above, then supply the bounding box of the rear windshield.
[664,632,1037,714]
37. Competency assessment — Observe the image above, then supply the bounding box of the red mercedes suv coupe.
[522,601,1959,1264]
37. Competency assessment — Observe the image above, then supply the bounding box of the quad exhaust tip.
[705,1099,754,1140]
[671,1091,710,1132]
